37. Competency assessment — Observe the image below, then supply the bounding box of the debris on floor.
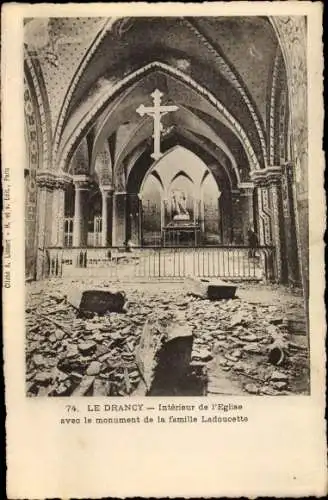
[25,279,310,397]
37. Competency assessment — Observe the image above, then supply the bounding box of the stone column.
[100,185,113,247]
[35,171,56,278]
[127,193,141,246]
[252,166,285,282]
[220,189,233,244]
[231,189,243,244]
[281,163,301,284]
[72,175,90,247]
[239,185,255,244]
[51,174,71,247]
[112,192,127,246]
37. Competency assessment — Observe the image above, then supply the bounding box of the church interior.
[24,16,310,397]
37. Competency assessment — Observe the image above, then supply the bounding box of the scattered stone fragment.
[270,370,288,382]
[244,383,259,394]
[78,341,97,356]
[239,333,257,342]
[231,349,242,359]
[230,312,245,327]
[243,344,261,354]
[261,386,278,395]
[33,354,45,367]
[86,361,102,376]
[271,381,288,390]
[71,375,95,396]
[55,329,65,341]
[35,372,52,386]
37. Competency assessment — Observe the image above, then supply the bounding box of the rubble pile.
[25,280,309,397]
[186,296,309,395]
[26,285,178,397]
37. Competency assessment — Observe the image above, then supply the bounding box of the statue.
[171,190,190,221]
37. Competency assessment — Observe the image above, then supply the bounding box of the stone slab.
[185,277,237,300]
[67,287,126,315]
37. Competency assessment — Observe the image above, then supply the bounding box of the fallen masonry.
[25,279,310,397]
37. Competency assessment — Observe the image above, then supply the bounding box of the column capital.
[250,166,282,186]
[36,170,71,190]
[281,162,295,180]
[72,174,91,190]
[100,184,114,196]
[238,182,255,196]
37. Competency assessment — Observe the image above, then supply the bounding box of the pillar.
[231,189,243,244]
[35,171,57,278]
[51,175,71,247]
[220,189,233,244]
[239,185,255,244]
[127,193,141,246]
[100,186,113,247]
[72,175,90,247]
[252,166,285,282]
[112,192,127,246]
[281,163,301,284]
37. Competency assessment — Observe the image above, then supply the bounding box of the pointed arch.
[150,170,164,191]
[58,61,262,172]
[170,170,194,185]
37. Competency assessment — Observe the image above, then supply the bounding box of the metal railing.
[42,245,276,282]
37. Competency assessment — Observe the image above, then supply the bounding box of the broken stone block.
[185,277,237,300]
[67,287,126,316]
[86,361,102,376]
[271,381,288,390]
[230,312,245,327]
[192,348,213,362]
[78,341,97,356]
[244,383,259,394]
[239,333,258,342]
[71,375,95,396]
[243,344,261,354]
[270,370,288,382]
[93,379,109,396]
[35,372,52,386]
[55,329,65,341]
[33,354,45,367]
[261,386,278,395]
[231,349,242,359]
[65,345,79,358]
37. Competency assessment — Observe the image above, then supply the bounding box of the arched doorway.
[139,146,223,246]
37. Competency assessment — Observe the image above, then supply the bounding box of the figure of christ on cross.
[136,89,179,160]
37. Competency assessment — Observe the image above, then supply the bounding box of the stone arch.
[126,130,237,197]
[94,141,113,186]
[112,101,243,187]
[68,137,89,175]
[58,61,262,173]
[170,170,194,185]
[24,54,52,170]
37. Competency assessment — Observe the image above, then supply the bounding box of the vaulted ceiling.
[24,16,288,187]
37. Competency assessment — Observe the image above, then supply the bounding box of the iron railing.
[41,245,276,282]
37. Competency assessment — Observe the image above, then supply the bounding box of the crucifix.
[136,89,178,161]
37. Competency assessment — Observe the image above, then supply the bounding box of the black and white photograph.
[24,15,310,398]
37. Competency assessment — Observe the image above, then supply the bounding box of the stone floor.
[25,278,310,397]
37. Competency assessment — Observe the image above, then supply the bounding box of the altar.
[162,188,200,246]
[162,220,201,247]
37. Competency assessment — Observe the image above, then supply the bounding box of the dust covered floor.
[25,278,310,397]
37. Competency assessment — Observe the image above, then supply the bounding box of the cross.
[136,89,178,161]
